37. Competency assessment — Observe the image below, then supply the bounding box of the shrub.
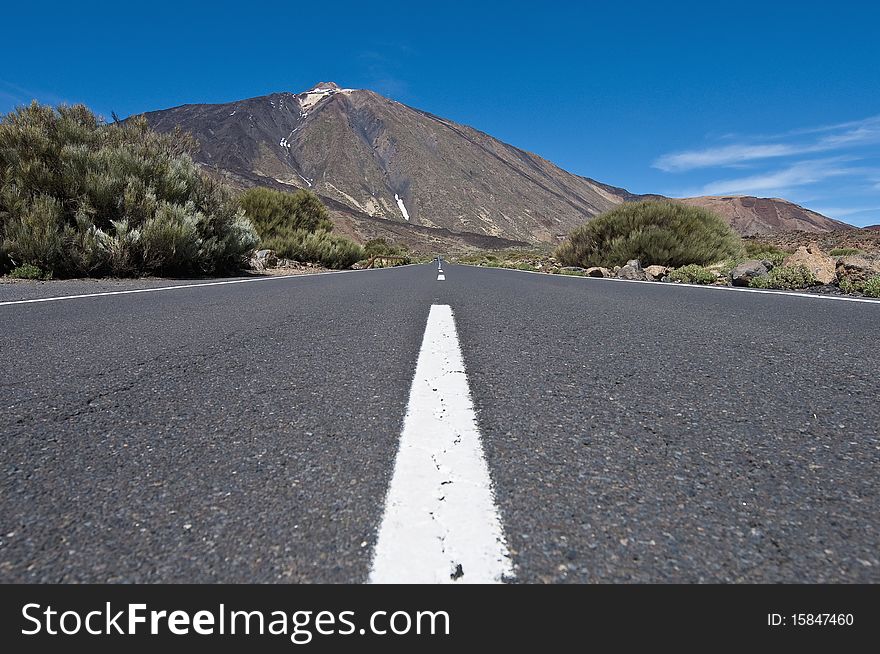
[8,263,49,279]
[840,275,880,298]
[238,187,332,234]
[364,238,408,258]
[865,277,880,298]
[668,264,716,284]
[262,229,364,269]
[240,186,364,268]
[0,102,257,277]
[829,247,863,257]
[556,201,742,268]
[363,238,411,265]
[749,265,817,290]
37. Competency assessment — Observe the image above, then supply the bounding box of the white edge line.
[456,264,880,305]
[0,264,423,308]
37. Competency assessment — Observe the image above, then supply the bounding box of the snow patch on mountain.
[395,194,410,221]
[298,83,354,111]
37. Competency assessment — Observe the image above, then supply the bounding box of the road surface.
[1,264,878,583]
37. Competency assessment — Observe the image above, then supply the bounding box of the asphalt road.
[1,264,878,583]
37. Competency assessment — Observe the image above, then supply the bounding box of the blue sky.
[3,1,879,226]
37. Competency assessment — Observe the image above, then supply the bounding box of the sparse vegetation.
[239,186,363,269]
[0,102,258,278]
[453,248,551,267]
[8,263,50,279]
[668,264,716,285]
[556,201,742,268]
[829,247,864,257]
[749,265,817,290]
[840,275,880,298]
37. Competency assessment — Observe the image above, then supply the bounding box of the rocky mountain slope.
[678,196,850,236]
[143,82,849,246]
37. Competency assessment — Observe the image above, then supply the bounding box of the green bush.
[0,102,258,277]
[363,238,411,265]
[556,201,742,268]
[865,277,880,298]
[364,238,408,258]
[8,263,49,279]
[262,229,364,269]
[829,247,863,257]
[840,275,880,298]
[238,187,332,234]
[668,264,716,284]
[749,265,817,290]
[240,186,364,268]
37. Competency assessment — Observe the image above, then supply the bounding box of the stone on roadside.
[782,244,836,285]
[644,265,669,281]
[836,255,880,285]
[730,259,769,287]
[616,259,648,281]
[585,266,612,278]
[250,249,278,270]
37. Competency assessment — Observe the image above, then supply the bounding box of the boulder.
[251,249,278,270]
[782,244,836,285]
[644,265,669,281]
[585,266,612,278]
[616,260,648,281]
[730,259,769,287]
[835,255,880,285]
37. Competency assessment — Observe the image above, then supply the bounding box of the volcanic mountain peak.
[142,84,849,248]
[296,82,355,112]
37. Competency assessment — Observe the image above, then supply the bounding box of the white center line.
[437,273,445,281]
[369,304,512,584]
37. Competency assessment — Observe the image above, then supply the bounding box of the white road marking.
[469,265,880,305]
[437,274,445,281]
[0,265,422,308]
[369,304,512,584]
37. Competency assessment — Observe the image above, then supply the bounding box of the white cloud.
[693,158,861,196]
[654,115,880,172]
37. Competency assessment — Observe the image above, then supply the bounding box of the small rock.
[584,266,612,278]
[644,265,669,281]
[250,249,278,270]
[836,255,880,285]
[616,260,648,280]
[730,259,769,287]
[560,266,585,272]
[782,244,836,285]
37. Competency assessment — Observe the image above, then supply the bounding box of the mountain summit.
[143,83,848,246]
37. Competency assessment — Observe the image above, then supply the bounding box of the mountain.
[143,83,849,247]
[677,196,850,236]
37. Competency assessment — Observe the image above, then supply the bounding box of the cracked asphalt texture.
[1,264,878,582]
